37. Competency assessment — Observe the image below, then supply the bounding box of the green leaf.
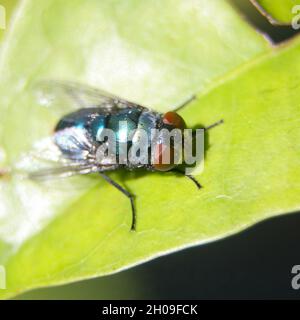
[1,0,299,298]
[251,0,300,25]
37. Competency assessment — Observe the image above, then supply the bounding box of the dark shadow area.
[230,0,300,43]
[135,211,300,299]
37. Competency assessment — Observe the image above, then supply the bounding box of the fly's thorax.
[127,111,160,167]
[88,109,160,168]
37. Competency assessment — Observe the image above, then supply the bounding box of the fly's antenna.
[204,119,224,131]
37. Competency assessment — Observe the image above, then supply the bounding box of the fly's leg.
[184,174,202,189]
[173,95,196,112]
[99,173,136,231]
[172,168,202,189]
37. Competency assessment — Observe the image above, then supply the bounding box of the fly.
[10,81,224,231]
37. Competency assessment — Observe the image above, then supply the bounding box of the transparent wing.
[13,135,119,181]
[27,163,100,181]
[13,136,99,181]
[33,80,147,117]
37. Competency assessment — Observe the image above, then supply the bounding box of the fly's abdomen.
[54,108,104,160]
[54,126,94,160]
[54,107,102,132]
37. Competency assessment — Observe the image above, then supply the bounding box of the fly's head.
[152,111,186,172]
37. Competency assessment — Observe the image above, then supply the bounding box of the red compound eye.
[162,111,186,130]
[153,143,176,172]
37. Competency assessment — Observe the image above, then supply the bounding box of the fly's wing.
[20,80,135,181]
[14,136,100,181]
[34,80,148,117]
[28,163,100,181]
[14,134,119,181]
